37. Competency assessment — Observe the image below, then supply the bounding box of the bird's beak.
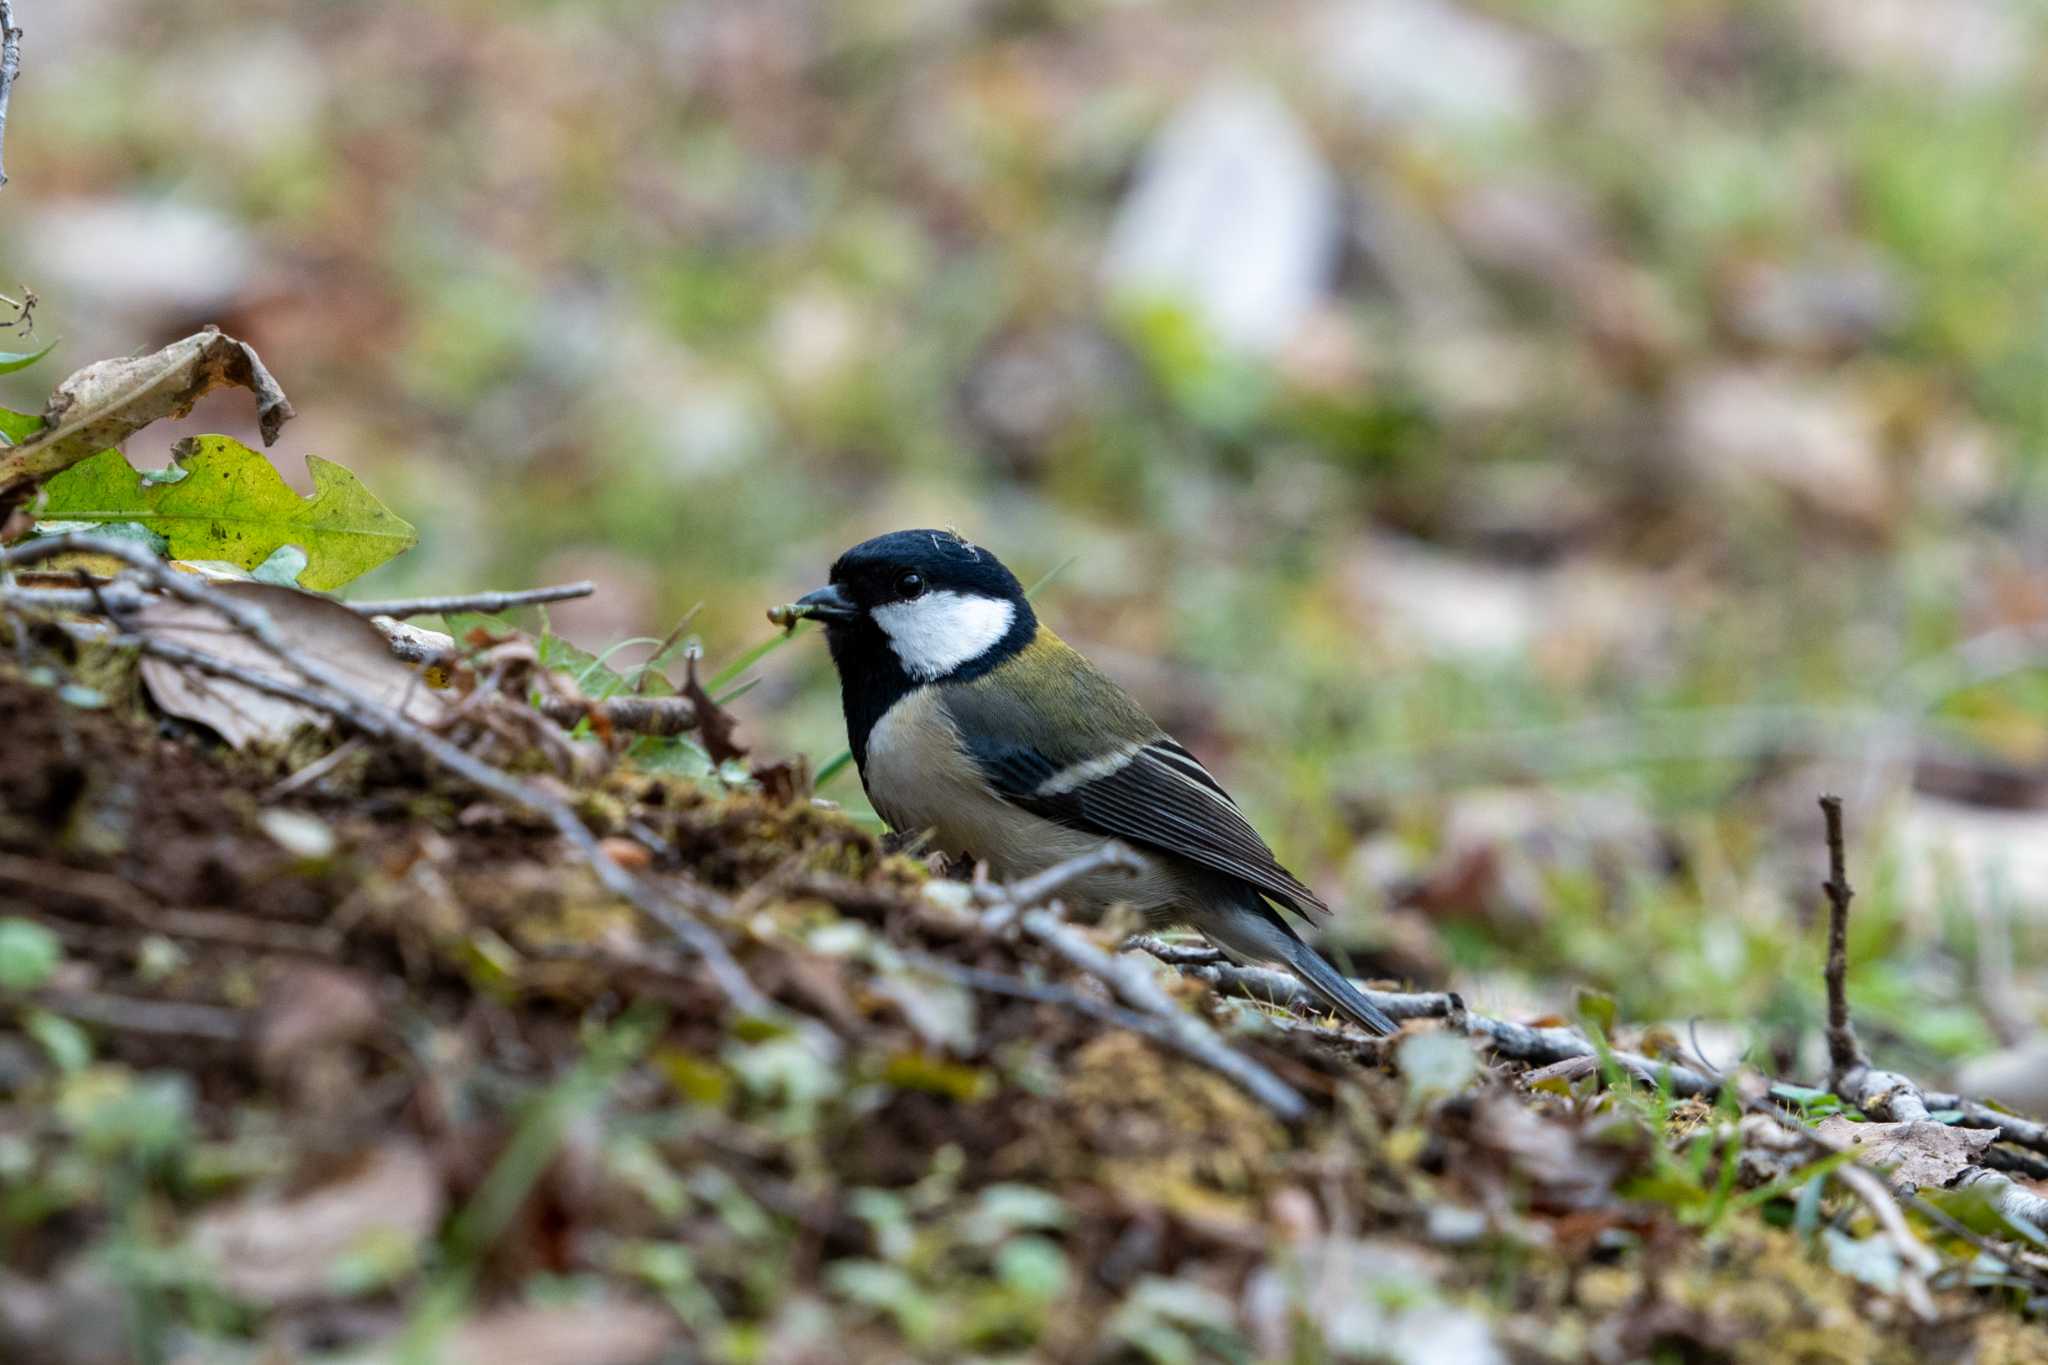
[792,583,859,623]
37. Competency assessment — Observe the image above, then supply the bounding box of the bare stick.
[1125,935,1718,1097]
[964,848,1308,1121]
[534,694,700,737]
[1955,1169,2048,1232]
[1819,795,1868,1090]
[1803,795,2048,1246]
[1918,1093,2048,1155]
[0,1,20,190]
[36,989,248,1043]
[909,954,1186,1042]
[349,581,595,619]
[1018,907,1306,1120]
[1744,1094,2048,1292]
[2,534,804,1044]
[1835,1163,1938,1319]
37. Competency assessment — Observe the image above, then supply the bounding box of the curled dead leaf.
[680,650,746,765]
[0,327,293,515]
[137,581,450,749]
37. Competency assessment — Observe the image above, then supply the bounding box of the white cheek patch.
[871,591,1016,681]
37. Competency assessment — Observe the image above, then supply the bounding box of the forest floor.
[7,652,2048,1365]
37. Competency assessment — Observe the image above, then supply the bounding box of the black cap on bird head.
[792,529,1040,751]
[793,528,1029,625]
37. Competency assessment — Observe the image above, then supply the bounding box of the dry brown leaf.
[1815,1116,1996,1188]
[137,581,449,748]
[681,650,746,765]
[186,1141,444,1306]
[0,327,293,514]
[341,1302,674,1365]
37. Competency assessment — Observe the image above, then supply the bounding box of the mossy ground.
[6,667,2047,1363]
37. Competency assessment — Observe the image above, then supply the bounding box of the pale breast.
[862,688,1182,914]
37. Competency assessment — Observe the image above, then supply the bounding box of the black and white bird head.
[793,529,1037,687]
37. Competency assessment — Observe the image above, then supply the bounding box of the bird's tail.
[1275,932,1400,1037]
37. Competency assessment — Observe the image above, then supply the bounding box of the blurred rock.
[1670,365,1892,531]
[1339,536,1668,670]
[1955,1037,2048,1116]
[1312,0,1549,132]
[22,198,258,326]
[1799,0,2027,93]
[1103,80,1340,356]
[1897,797,2048,924]
[1342,536,1544,660]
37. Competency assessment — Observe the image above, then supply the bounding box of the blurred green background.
[13,0,2048,1085]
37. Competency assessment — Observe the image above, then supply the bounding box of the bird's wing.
[943,668,1330,923]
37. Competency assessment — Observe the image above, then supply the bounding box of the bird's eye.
[895,570,926,600]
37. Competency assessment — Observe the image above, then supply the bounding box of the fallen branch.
[961,847,1309,1122]
[347,581,595,619]
[534,694,700,737]
[0,533,809,1048]
[910,955,1191,1047]
[1125,935,1719,1097]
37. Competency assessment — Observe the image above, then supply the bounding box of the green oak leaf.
[38,435,416,589]
[0,405,43,444]
[0,338,57,376]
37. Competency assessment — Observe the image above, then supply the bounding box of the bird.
[784,528,1398,1036]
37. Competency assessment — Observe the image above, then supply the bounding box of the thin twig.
[1801,794,2048,1254]
[908,954,1182,1041]
[1819,795,1868,1091]
[1,534,810,1047]
[0,1,20,190]
[1125,935,1717,1097]
[1835,1162,1939,1319]
[533,694,700,737]
[347,581,596,619]
[966,848,1309,1121]
[1744,1093,2048,1294]
[1919,1093,2048,1156]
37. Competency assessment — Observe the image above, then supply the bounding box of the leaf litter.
[0,331,2043,1357]
[2,650,2045,1363]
